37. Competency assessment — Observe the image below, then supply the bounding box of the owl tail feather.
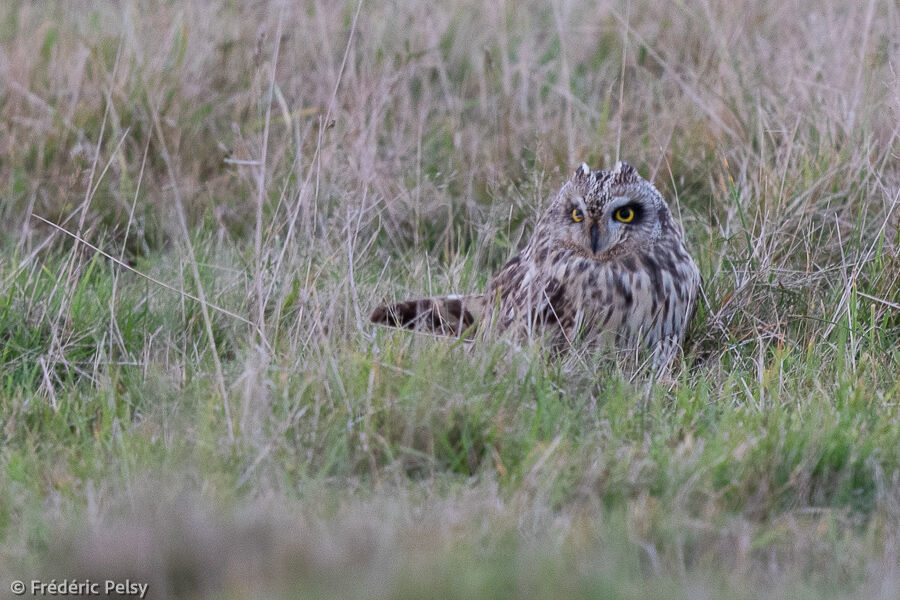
[369,294,484,337]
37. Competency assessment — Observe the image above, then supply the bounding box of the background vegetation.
[1,1,898,597]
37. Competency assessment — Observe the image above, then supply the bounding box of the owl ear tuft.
[575,162,591,178]
[612,161,636,178]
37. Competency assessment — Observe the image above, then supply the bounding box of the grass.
[1,0,899,598]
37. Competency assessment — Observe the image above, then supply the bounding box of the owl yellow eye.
[614,207,635,223]
[571,208,584,223]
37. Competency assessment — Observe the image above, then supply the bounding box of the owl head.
[538,161,671,259]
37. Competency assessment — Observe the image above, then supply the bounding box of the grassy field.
[1,1,899,598]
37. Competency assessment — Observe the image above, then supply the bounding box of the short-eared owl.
[370,161,700,368]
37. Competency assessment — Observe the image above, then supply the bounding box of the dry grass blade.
[31,214,258,332]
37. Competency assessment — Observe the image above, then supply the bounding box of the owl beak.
[590,223,601,254]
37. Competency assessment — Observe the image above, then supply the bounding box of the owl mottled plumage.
[371,161,701,369]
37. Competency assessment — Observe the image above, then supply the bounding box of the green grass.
[1,0,899,598]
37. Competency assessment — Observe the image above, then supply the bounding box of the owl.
[370,161,701,369]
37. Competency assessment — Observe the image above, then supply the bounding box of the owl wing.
[369,294,484,337]
[483,253,572,338]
